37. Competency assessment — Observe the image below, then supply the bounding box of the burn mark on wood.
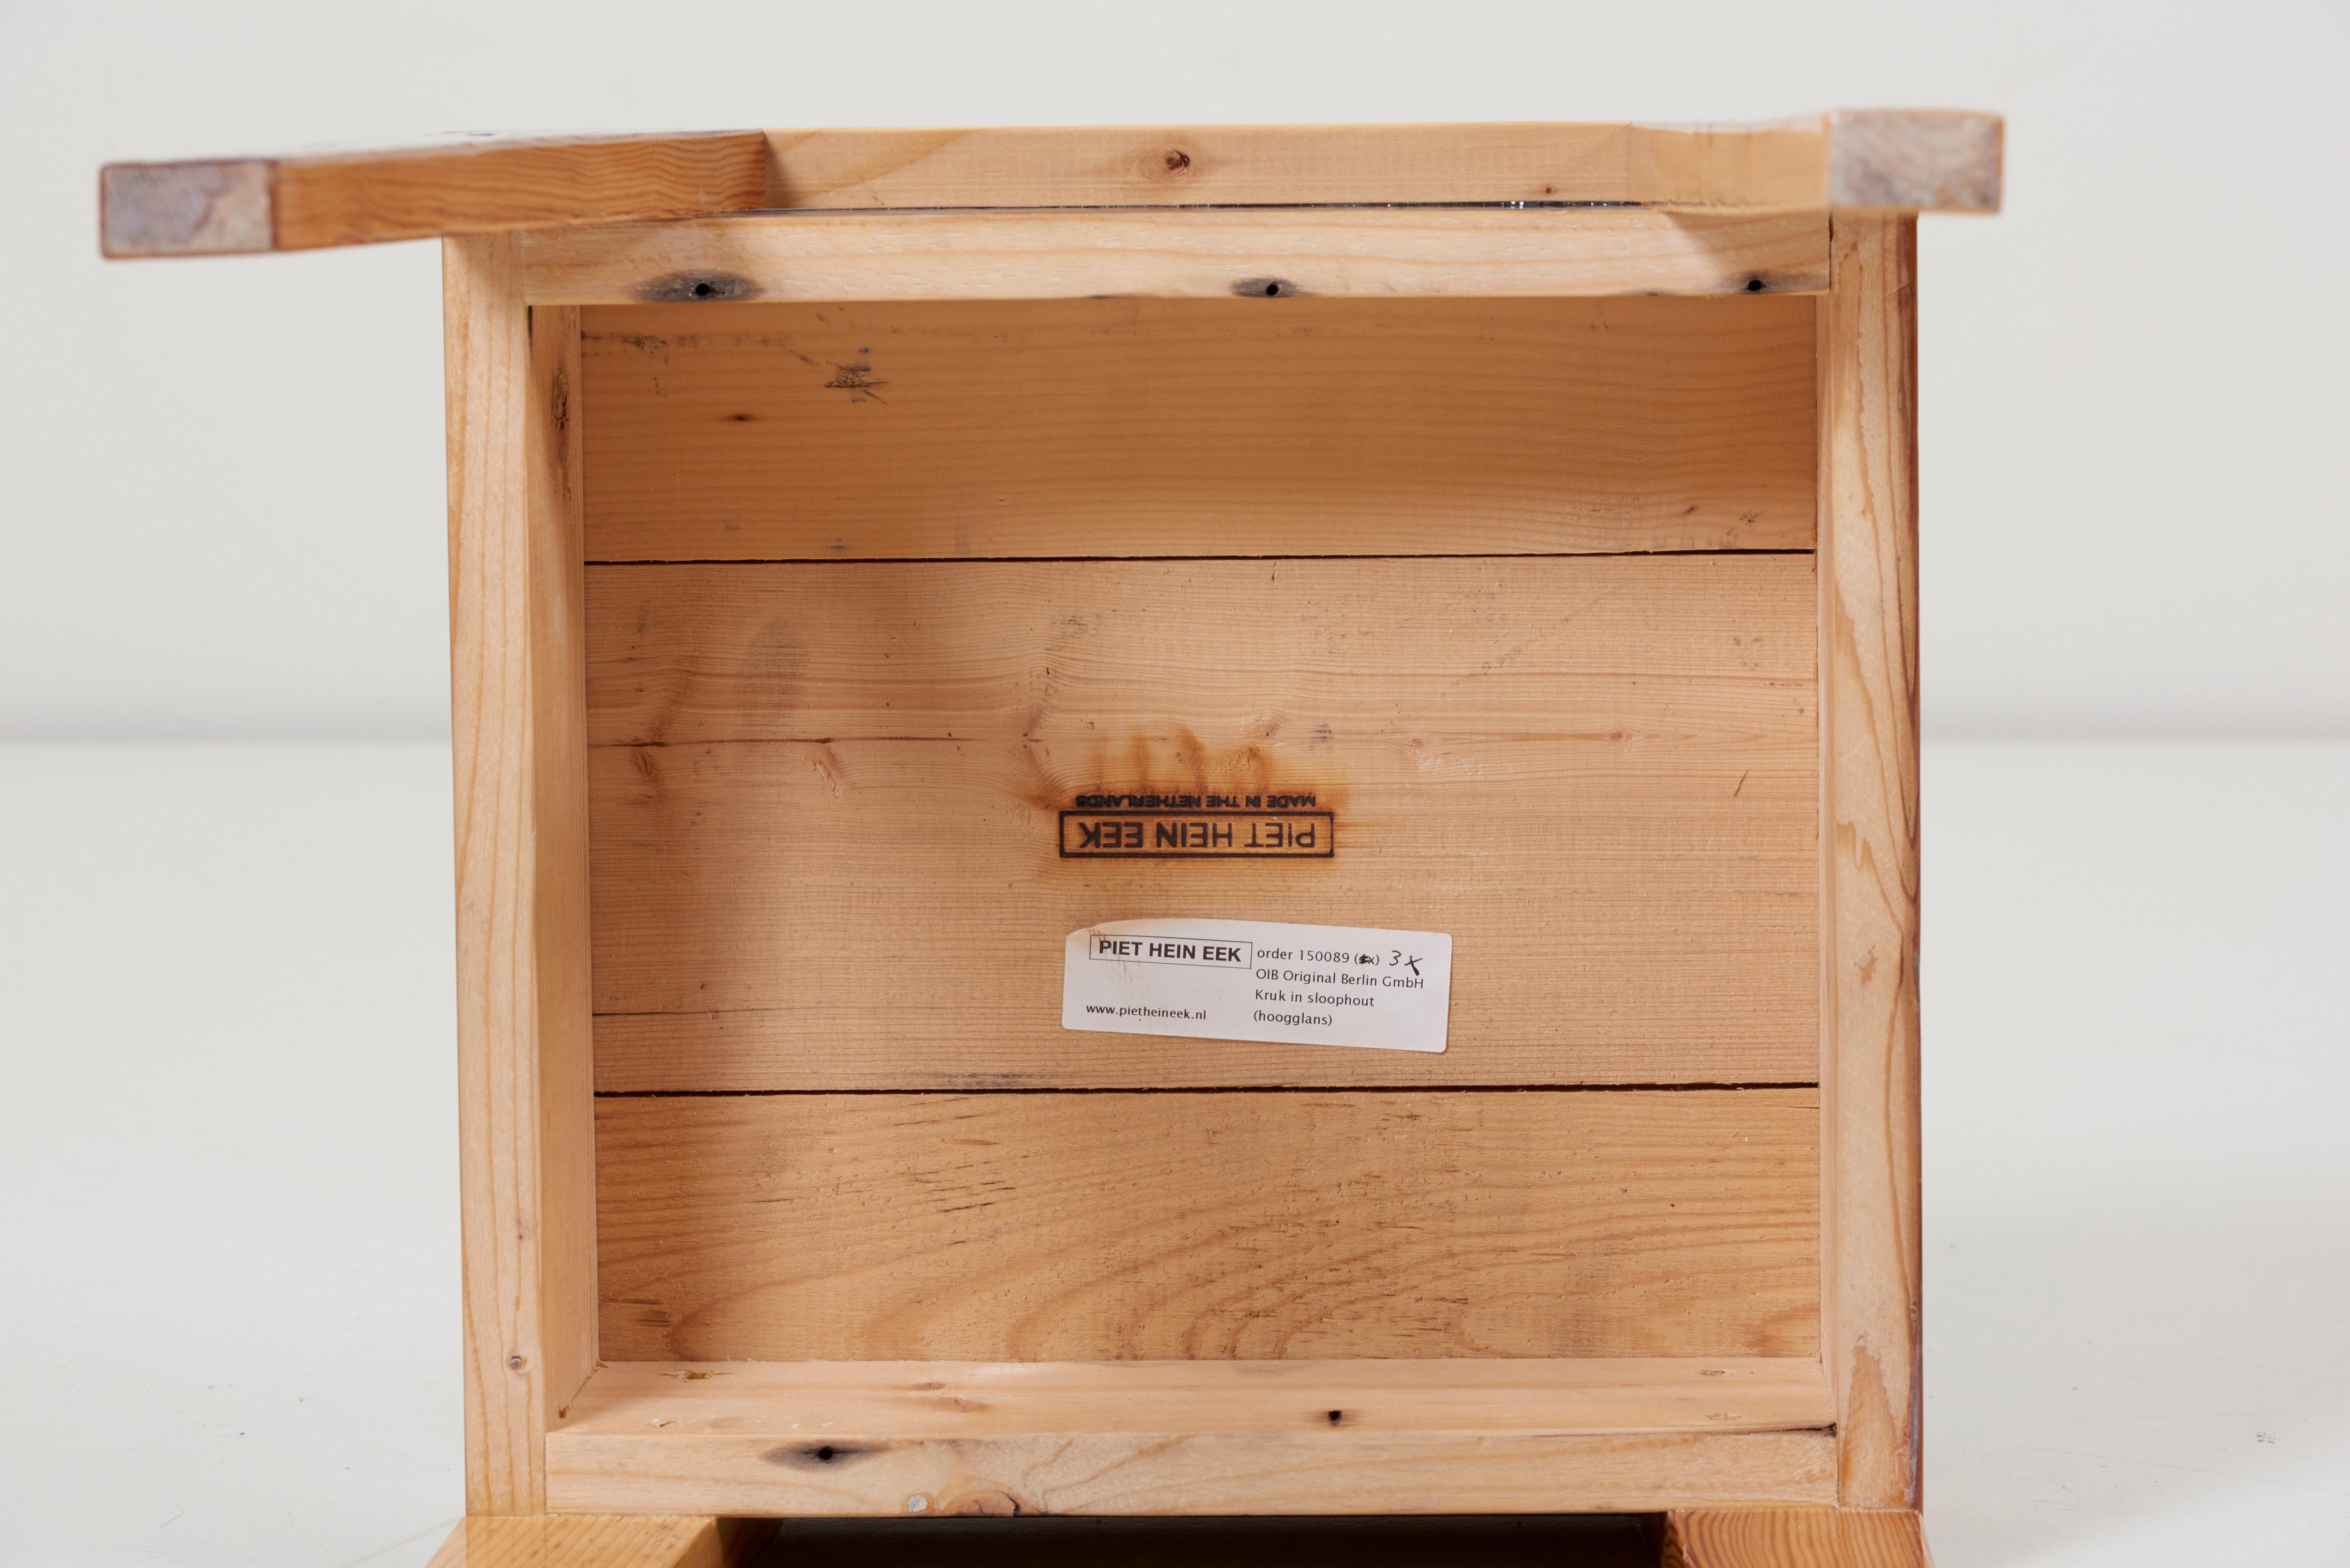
[1233,276,1301,299]
[637,270,763,303]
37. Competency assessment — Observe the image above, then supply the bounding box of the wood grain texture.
[444,240,596,1512]
[753,117,1994,211]
[584,556,1818,1091]
[595,1090,1819,1362]
[1818,215,1923,1508]
[549,1426,1835,1517]
[99,115,2001,259]
[424,1515,770,1568]
[576,296,1817,562]
[560,1357,1836,1437]
[102,133,767,256]
[1663,1509,1927,1568]
[521,208,1828,305]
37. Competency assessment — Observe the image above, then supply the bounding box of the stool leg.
[1662,1509,1929,1567]
[426,1516,777,1568]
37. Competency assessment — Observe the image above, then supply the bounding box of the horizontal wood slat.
[559,1357,1837,1437]
[102,133,768,256]
[576,295,1817,562]
[585,556,1818,1092]
[595,1090,1821,1362]
[752,115,1997,212]
[760,120,1827,210]
[521,208,1828,305]
[96,115,2001,260]
[549,1426,1837,1517]
[546,1361,1836,1513]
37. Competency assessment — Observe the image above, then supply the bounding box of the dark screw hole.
[1326,1409,1344,1425]
[1744,277,1765,293]
[815,1445,836,1461]
[693,281,715,298]
[1264,282,1282,296]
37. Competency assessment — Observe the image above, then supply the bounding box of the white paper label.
[1062,919,1452,1053]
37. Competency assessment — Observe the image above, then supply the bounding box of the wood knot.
[636,270,763,303]
[763,1440,882,1470]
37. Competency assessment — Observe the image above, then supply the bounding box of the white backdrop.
[2,0,2345,739]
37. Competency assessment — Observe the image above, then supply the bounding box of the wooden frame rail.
[544,1359,1838,1516]
[517,207,1829,304]
[103,132,769,257]
[101,111,1998,257]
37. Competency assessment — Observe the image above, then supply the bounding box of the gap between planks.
[588,1083,1824,1096]
[578,549,1824,569]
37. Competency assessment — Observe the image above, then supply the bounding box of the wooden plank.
[560,1357,1837,1437]
[102,132,767,256]
[424,1515,773,1568]
[549,1425,1834,1517]
[584,556,1818,1091]
[521,208,1828,305]
[594,1090,1819,1362]
[97,115,2000,260]
[1817,215,1923,1509]
[575,294,1818,563]
[1825,110,2004,211]
[753,116,1998,211]
[443,240,597,1512]
[1663,1509,1927,1568]
[540,1369,1840,1521]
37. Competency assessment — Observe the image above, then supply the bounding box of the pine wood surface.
[104,133,768,256]
[520,208,1828,306]
[424,1515,770,1568]
[548,1426,1835,1517]
[443,240,598,1512]
[99,116,2000,260]
[753,115,1996,213]
[594,1090,1818,1362]
[575,296,1818,562]
[559,1357,1836,1436]
[1818,216,1924,1509]
[756,120,1831,210]
[583,555,1817,1092]
[1663,1509,1928,1567]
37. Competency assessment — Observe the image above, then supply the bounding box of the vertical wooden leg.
[1662,1509,1928,1567]
[443,235,598,1513]
[426,1515,776,1568]
[1818,209,1925,1511]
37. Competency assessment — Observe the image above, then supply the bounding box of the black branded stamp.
[1058,793,1333,859]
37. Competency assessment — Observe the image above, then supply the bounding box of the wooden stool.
[102,111,1999,1567]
